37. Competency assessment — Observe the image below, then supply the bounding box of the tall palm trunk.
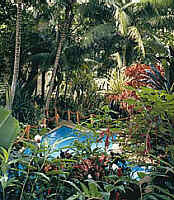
[10,0,22,110]
[41,71,46,101]
[45,3,74,116]
[45,33,65,115]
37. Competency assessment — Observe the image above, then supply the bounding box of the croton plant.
[107,63,165,115]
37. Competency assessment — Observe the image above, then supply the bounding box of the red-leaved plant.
[107,63,164,114]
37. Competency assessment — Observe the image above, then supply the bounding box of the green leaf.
[144,194,159,200]
[154,193,172,200]
[0,107,19,148]
[137,172,147,179]
[8,158,22,165]
[80,182,89,195]
[128,26,145,57]
[66,194,80,200]
[46,170,69,176]
[0,147,9,162]
[152,185,174,199]
[104,184,115,193]
[102,192,110,200]
[32,172,50,182]
[62,180,81,193]
[85,179,102,191]
[88,182,99,196]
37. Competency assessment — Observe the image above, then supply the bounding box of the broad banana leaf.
[0,107,19,148]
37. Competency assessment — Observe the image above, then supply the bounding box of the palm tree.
[10,0,22,110]
[45,33,65,115]
[81,0,174,65]
[80,0,146,63]
[45,1,74,115]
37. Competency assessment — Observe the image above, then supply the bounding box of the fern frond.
[128,26,145,57]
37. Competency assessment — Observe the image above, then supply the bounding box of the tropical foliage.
[0,107,19,148]
[0,0,174,199]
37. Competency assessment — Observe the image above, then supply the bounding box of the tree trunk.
[45,34,65,115]
[41,71,46,101]
[45,3,74,116]
[64,74,69,101]
[10,0,22,110]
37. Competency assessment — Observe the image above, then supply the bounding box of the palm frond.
[0,82,8,96]
[115,8,130,35]
[111,52,123,68]
[147,15,174,29]
[140,0,174,8]
[128,26,145,57]
[144,35,168,55]
[82,23,114,47]
[78,0,115,20]
[122,1,139,10]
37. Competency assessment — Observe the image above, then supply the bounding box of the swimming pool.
[23,123,151,180]
[41,125,116,158]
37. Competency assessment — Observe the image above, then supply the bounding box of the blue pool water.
[41,125,115,158]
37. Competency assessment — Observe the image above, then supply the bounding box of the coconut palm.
[45,34,66,114]
[79,0,147,69]
[45,0,75,115]
[81,0,174,65]
[10,0,22,110]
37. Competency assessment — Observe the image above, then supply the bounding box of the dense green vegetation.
[0,0,174,199]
